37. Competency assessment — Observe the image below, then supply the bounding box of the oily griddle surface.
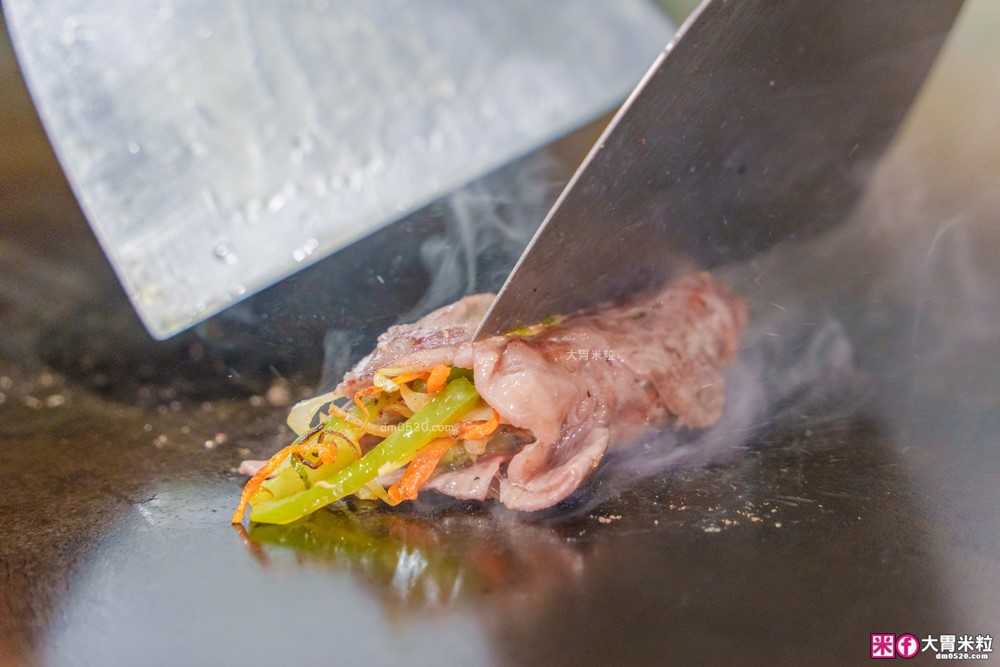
[2,11,999,667]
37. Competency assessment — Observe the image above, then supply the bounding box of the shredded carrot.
[318,429,360,462]
[231,424,361,523]
[232,441,312,524]
[387,438,456,503]
[425,365,451,394]
[353,386,383,416]
[457,408,501,440]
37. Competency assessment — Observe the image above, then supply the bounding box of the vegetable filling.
[233,370,509,525]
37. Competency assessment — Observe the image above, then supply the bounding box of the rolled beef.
[337,273,746,510]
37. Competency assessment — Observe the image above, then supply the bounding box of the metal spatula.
[3,0,672,339]
[475,0,965,339]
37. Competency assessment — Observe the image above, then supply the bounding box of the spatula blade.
[475,0,964,339]
[3,0,672,338]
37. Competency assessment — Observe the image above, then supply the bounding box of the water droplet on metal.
[213,244,238,265]
[267,192,286,213]
[292,238,319,262]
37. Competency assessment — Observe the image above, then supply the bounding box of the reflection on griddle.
[234,411,957,664]
[244,504,583,613]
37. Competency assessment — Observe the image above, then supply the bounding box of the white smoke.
[314,0,1000,515]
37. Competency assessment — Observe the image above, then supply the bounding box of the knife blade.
[3,0,672,339]
[474,0,965,340]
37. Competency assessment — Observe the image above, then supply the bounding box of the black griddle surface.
[2,9,998,667]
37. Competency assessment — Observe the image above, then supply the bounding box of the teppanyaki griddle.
[1,3,998,666]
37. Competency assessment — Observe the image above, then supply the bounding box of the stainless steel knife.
[475,0,965,339]
[3,0,672,339]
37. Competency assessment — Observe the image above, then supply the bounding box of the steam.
[396,152,559,320]
[312,0,1000,514]
[312,143,877,515]
[318,151,560,390]
[572,301,869,513]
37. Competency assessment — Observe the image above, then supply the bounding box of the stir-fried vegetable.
[253,394,390,502]
[425,364,451,394]
[387,437,457,503]
[242,376,481,525]
[456,408,500,440]
[231,394,390,523]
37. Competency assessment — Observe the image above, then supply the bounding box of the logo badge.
[871,633,896,659]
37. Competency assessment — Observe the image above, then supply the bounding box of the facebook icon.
[896,634,920,659]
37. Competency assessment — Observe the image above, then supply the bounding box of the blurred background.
[1,1,998,665]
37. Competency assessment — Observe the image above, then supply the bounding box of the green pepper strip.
[249,377,479,525]
[253,394,391,504]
